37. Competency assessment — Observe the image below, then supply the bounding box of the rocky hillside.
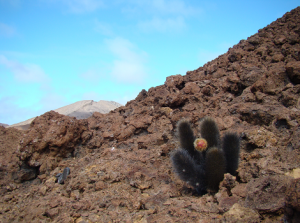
[1,7,300,223]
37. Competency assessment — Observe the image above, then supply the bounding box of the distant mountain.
[0,123,9,127]
[8,100,123,130]
[54,100,123,119]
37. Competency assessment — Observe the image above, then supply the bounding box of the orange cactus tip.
[194,138,207,151]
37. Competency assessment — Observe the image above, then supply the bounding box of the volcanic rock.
[0,126,23,189]
[0,6,300,223]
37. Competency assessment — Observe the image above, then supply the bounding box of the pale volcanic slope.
[8,100,122,130]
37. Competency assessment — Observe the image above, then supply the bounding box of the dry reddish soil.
[1,7,300,223]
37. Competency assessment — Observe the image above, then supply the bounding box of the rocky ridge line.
[8,100,122,130]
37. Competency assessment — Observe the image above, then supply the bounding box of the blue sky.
[0,0,299,125]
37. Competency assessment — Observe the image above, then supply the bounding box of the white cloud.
[151,0,198,16]
[94,19,113,36]
[105,37,148,84]
[111,60,146,83]
[138,16,185,32]
[43,0,104,13]
[123,0,201,16]
[64,0,104,13]
[106,37,142,61]
[0,96,34,125]
[0,92,68,125]
[0,23,16,37]
[0,55,49,83]
[121,0,201,33]
[0,56,67,125]
[79,69,102,82]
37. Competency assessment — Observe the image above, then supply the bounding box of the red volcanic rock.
[285,178,300,222]
[245,175,292,213]
[286,178,300,211]
[165,74,184,90]
[17,111,88,176]
[0,6,300,223]
[286,61,300,84]
[0,126,23,188]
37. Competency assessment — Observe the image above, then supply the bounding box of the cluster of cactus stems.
[171,117,240,195]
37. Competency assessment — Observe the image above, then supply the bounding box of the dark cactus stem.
[199,117,220,149]
[205,147,226,192]
[171,149,207,195]
[177,120,204,164]
[222,133,240,176]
